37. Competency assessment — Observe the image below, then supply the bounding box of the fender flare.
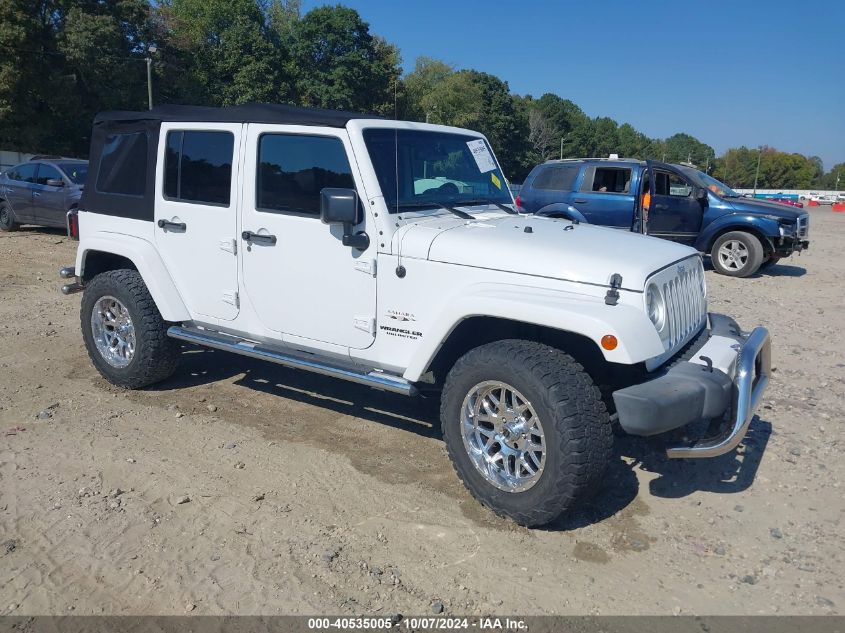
[402,283,663,382]
[695,216,779,253]
[75,232,190,322]
[535,203,588,223]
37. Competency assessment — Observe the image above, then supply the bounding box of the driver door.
[239,124,376,350]
[645,161,703,245]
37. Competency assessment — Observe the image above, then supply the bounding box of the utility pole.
[560,137,564,160]
[145,45,158,110]
[753,146,762,195]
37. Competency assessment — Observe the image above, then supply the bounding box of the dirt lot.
[1,208,843,616]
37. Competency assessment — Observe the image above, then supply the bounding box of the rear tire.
[0,202,18,232]
[440,340,612,527]
[81,269,180,389]
[710,231,764,277]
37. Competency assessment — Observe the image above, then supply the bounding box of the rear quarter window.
[530,165,580,191]
[96,132,148,197]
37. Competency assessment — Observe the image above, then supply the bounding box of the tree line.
[0,0,840,188]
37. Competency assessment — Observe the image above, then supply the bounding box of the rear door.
[573,164,635,227]
[645,161,703,244]
[2,163,37,221]
[32,163,68,226]
[154,123,243,322]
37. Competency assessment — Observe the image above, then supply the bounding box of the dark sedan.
[0,156,87,231]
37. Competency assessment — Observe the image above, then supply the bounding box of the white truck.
[60,104,771,526]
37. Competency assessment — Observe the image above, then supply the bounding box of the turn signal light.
[601,335,618,351]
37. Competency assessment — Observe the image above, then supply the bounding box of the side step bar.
[167,325,417,397]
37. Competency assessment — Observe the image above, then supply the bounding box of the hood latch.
[604,273,623,306]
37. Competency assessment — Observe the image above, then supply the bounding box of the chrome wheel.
[717,240,749,271]
[90,296,136,368]
[460,381,546,493]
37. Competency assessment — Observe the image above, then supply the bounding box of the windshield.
[681,168,740,198]
[61,162,88,185]
[363,129,512,213]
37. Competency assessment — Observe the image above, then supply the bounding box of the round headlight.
[646,283,665,330]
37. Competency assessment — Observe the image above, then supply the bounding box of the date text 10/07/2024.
[307,617,528,630]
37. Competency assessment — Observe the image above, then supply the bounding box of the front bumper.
[612,313,771,458]
[774,235,810,257]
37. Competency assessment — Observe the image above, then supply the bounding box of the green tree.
[291,5,400,114]
[161,0,287,106]
[662,132,716,166]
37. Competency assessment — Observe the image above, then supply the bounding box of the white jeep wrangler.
[60,104,771,527]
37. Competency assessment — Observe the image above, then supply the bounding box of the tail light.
[515,195,523,210]
[67,210,79,240]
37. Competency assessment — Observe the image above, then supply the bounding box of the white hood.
[395,213,698,291]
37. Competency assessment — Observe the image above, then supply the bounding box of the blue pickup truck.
[516,158,810,277]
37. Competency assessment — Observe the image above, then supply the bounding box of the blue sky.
[303,0,845,170]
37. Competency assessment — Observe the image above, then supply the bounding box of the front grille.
[661,261,707,351]
[796,214,809,238]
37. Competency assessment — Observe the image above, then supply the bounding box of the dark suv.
[0,157,88,232]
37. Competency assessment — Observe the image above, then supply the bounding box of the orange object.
[808,200,820,207]
[601,335,618,351]
[833,203,845,212]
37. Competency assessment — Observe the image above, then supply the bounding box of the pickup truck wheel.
[81,269,180,389]
[0,203,18,232]
[440,340,612,527]
[710,231,763,277]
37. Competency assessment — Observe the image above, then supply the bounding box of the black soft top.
[94,103,382,128]
[82,103,382,222]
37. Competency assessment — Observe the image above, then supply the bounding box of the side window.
[9,163,37,183]
[36,164,62,185]
[96,132,148,196]
[257,134,354,215]
[531,165,579,191]
[164,130,234,206]
[655,171,692,197]
[584,167,632,193]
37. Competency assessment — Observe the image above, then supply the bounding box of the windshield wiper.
[455,198,517,214]
[398,201,474,219]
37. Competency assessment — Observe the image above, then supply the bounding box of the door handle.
[242,230,277,246]
[573,198,588,203]
[33,192,41,197]
[157,219,187,231]
[653,203,669,210]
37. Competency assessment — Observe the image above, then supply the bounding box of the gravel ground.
[0,207,842,616]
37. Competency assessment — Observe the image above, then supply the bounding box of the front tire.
[81,269,180,389]
[710,231,764,277]
[0,202,18,232]
[440,340,612,527]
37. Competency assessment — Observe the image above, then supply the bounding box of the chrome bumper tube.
[666,326,771,459]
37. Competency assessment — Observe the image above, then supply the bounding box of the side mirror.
[46,178,64,187]
[695,187,708,202]
[320,187,369,250]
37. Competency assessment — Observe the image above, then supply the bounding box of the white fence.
[0,150,35,172]
[733,188,842,199]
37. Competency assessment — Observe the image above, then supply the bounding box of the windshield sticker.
[466,139,497,173]
[491,173,502,189]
